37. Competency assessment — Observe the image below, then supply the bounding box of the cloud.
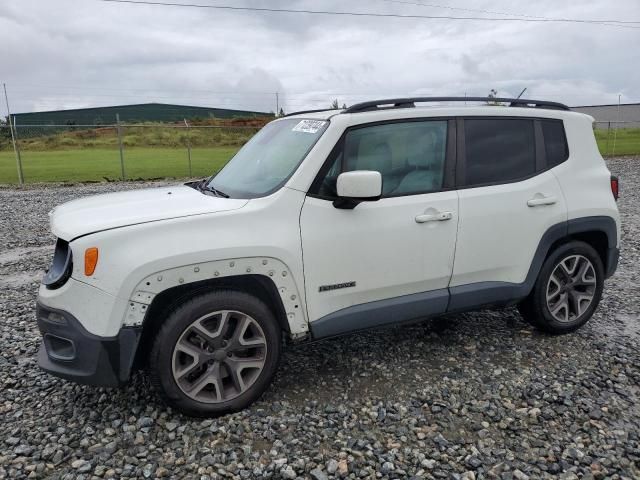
[0,0,638,115]
[460,54,481,77]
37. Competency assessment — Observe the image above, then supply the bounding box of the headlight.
[42,239,73,289]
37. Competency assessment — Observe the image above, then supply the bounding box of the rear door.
[449,117,567,301]
[300,119,459,333]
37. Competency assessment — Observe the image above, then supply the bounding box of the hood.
[50,185,249,240]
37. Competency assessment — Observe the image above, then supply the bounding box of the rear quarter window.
[541,119,569,167]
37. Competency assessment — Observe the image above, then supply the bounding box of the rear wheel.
[149,290,281,417]
[519,241,604,334]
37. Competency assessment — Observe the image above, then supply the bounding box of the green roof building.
[13,102,272,125]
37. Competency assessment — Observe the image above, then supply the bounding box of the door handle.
[527,194,557,207]
[415,211,453,223]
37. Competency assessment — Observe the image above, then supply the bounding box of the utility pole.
[12,115,24,183]
[116,113,126,180]
[3,83,24,185]
[612,94,621,157]
[184,118,192,177]
[275,92,279,116]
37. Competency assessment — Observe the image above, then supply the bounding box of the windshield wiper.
[210,187,230,198]
[199,182,230,198]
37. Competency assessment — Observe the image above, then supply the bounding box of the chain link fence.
[0,122,261,184]
[1,119,639,184]
[593,121,640,157]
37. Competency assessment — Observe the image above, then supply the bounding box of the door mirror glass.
[336,171,382,199]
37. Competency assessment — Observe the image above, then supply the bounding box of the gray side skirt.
[309,289,449,339]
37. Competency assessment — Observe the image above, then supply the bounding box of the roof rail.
[283,108,338,117]
[343,97,570,113]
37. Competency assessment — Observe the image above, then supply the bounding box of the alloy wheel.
[545,254,597,323]
[171,310,267,403]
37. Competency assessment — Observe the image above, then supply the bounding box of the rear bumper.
[605,247,619,279]
[36,302,141,387]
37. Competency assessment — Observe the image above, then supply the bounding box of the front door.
[300,119,459,335]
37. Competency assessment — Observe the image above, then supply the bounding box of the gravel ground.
[1,158,639,480]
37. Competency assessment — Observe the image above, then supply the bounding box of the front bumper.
[36,302,141,387]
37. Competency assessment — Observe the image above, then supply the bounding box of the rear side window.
[463,118,536,186]
[541,120,569,167]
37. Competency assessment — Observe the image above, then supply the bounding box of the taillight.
[610,175,619,201]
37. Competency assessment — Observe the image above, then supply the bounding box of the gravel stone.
[466,456,482,469]
[1,159,640,479]
[310,469,328,480]
[136,416,154,428]
[13,444,33,456]
[325,459,338,474]
[164,421,178,431]
[422,459,436,469]
[381,461,395,474]
[513,469,530,480]
[70,459,91,473]
[281,465,297,479]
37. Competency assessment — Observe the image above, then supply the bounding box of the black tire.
[518,241,604,334]
[149,290,281,417]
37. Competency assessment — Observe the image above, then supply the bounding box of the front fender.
[67,188,308,337]
[124,256,308,335]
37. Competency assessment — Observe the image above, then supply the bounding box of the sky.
[0,0,639,116]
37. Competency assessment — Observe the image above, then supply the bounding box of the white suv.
[36,97,620,417]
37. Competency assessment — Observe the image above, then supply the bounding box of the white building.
[572,103,640,129]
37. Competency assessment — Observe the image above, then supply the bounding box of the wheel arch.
[529,215,618,294]
[565,216,618,277]
[126,256,308,370]
[549,231,608,271]
[134,274,292,370]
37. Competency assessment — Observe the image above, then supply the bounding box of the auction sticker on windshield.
[292,120,327,134]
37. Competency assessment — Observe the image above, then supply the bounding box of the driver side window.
[313,120,448,198]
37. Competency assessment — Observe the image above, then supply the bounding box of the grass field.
[0,147,239,184]
[0,127,638,184]
[595,128,640,156]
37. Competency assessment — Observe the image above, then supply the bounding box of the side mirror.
[334,171,382,209]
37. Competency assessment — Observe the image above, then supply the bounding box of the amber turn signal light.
[84,248,99,276]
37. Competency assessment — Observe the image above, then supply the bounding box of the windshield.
[207,118,329,198]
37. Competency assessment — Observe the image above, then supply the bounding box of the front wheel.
[519,241,604,334]
[149,290,281,417]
